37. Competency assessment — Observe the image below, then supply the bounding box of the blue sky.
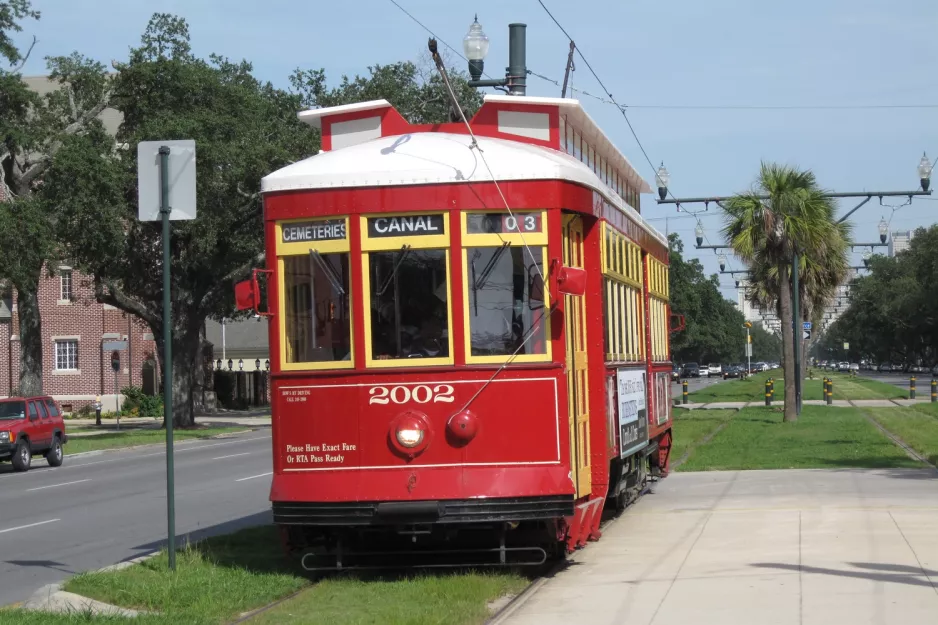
[13,0,938,299]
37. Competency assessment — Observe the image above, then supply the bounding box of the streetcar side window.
[461,210,551,364]
[282,253,352,364]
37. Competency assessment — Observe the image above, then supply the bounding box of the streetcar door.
[562,214,591,498]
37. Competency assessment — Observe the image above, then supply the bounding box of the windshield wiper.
[310,250,346,296]
[376,244,412,296]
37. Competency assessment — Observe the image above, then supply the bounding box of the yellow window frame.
[276,216,355,371]
[360,212,454,368]
[460,211,551,364]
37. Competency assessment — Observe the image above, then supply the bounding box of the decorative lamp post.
[265,359,270,371]
[227,358,233,371]
[463,15,490,82]
[695,223,704,247]
[238,359,244,371]
[463,16,527,96]
[655,162,669,201]
[718,252,727,272]
[216,359,222,370]
[919,152,933,192]
[255,358,260,370]
[862,249,871,267]
[878,217,888,244]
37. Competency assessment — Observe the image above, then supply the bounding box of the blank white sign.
[137,140,197,221]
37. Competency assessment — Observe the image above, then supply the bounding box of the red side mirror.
[669,313,686,333]
[234,269,273,316]
[557,266,587,296]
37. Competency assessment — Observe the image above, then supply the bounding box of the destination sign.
[282,219,346,243]
[367,214,445,238]
[467,212,542,235]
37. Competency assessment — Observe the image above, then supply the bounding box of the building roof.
[262,131,665,246]
[22,75,122,136]
[204,318,269,353]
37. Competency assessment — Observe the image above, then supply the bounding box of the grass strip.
[3,525,527,625]
[670,409,736,470]
[678,405,922,471]
[64,427,249,455]
[685,370,782,403]
[689,371,907,403]
[865,406,938,466]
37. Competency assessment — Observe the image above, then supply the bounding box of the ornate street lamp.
[655,162,669,201]
[463,15,490,82]
[462,16,527,96]
[878,217,888,244]
[265,359,270,371]
[238,359,244,371]
[216,359,222,370]
[919,152,933,192]
[227,358,233,371]
[695,223,704,247]
[718,252,727,272]
[255,358,260,370]
[862,249,871,267]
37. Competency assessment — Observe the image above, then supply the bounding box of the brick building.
[0,268,158,412]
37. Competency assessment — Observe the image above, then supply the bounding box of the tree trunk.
[154,324,202,429]
[16,286,43,397]
[778,265,797,422]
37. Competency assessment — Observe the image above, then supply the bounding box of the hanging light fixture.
[718,252,727,272]
[878,217,888,244]
[918,152,933,192]
[655,162,669,201]
[695,223,704,247]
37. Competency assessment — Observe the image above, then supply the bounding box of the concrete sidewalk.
[65,414,271,431]
[675,399,932,410]
[498,469,938,625]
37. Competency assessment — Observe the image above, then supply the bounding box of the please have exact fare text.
[285,442,357,464]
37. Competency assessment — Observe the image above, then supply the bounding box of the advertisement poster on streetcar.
[616,368,648,458]
[654,372,671,426]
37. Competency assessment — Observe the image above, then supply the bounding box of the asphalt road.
[0,428,274,607]
[669,374,725,398]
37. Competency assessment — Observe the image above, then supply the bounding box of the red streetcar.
[236,94,677,569]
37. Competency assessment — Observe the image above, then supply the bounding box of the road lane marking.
[235,471,272,482]
[212,452,251,460]
[26,479,90,492]
[0,519,60,534]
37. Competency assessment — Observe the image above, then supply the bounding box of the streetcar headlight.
[396,427,424,448]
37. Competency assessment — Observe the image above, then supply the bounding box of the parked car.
[0,396,68,472]
[878,362,893,372]
[838,362,850,372]
[723,364,747,379]
[671,365,681,382]
[682,362,701,378]
[707,363,723,378]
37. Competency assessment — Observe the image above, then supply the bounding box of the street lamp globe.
[238,359,244,371]
[718,252,727,271]
[655,162,669,201]
[878,217,888,244]
[918,152,932,192]
[463,15,489,81]
[862,249,871,267]
[255,358,260,370]
[695,223,704,247]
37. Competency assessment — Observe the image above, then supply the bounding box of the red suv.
[0,396,68,471]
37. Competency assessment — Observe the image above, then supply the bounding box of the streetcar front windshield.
[467,246,546,356]
[282,253,352,363]
[369,249,449,360]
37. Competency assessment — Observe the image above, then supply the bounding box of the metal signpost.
[137,140,197,571]
[102,340,127,430]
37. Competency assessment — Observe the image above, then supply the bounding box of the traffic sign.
[803,321,812,330]
[102,340,128,351]
[137,140,197,221]
[803,329,812,340]
[110,351,121,372]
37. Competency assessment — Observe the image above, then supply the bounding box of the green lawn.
[677,405,922,471]
[866,406,938,465]
[670,409,735,466]
[65,427,250,454]
[688,370,907,403]
[2,525,527,625]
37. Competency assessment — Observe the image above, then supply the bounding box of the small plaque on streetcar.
[466,212,542,234]
[282,219,347,243]
[367,214,445,237]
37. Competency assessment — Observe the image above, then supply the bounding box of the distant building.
[0,75,158,412]
[205,317,270,372]
[888,230,914,257]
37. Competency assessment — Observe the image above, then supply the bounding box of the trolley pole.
[159,146,176,571]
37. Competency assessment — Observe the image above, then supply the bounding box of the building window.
[54,340,78,370]
[60,270,72,301]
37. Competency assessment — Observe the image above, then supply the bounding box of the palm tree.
[722,163,846,422]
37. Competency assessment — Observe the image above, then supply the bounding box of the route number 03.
[368,384,454,405]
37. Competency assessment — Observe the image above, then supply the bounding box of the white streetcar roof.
[261,132,665,245]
